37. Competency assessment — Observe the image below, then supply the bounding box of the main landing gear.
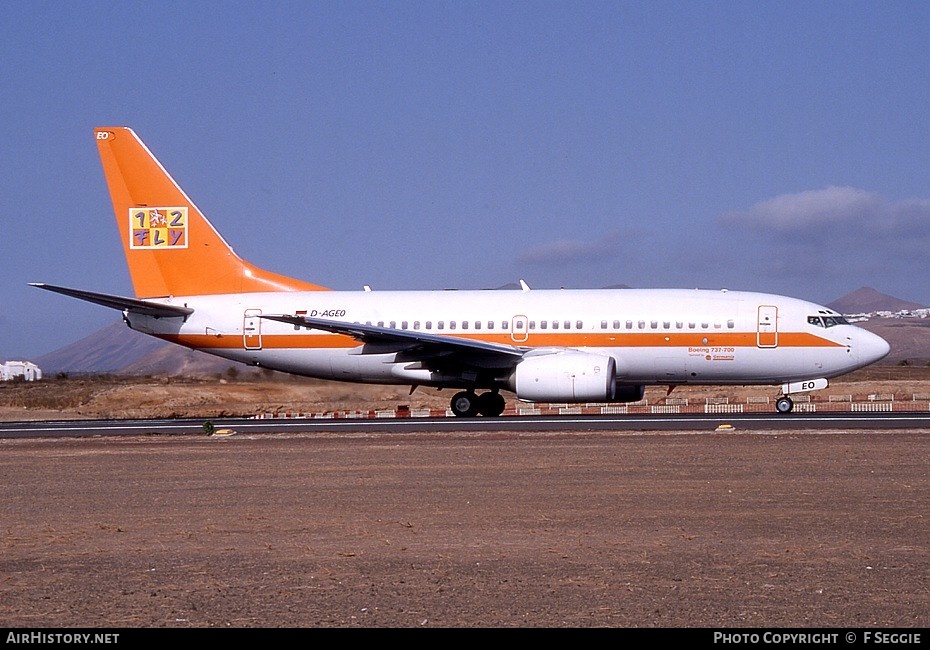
[450,390,506,417]
[775,395,794,414]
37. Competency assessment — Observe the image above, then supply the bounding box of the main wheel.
[775,396,794,414]
[450,391,479,417]
[477,392,506,417]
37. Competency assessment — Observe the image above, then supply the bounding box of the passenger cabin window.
[576,320,583,329]
[414,321,420,329]
[540,321,548,330]
[552,321,559,330]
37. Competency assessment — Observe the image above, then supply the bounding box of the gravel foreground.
[1,430,927,628]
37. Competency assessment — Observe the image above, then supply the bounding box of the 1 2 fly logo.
[129,207,188,249]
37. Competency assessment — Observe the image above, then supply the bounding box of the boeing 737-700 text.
[33,127,891,416]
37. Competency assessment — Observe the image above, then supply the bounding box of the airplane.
[32,127,891,417]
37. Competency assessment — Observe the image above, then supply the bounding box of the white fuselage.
[125,287,890,391]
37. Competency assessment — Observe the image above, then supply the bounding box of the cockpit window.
[809,315,849,328]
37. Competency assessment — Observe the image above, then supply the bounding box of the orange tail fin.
[95,127,328,298]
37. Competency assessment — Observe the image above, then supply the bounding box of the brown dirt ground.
[0,368,928,628]
[3,366,930,422]
[1,432,928,628]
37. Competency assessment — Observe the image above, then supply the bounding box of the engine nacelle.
[511,351,617,402]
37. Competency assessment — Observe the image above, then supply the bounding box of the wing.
[261,314,525,366]
[30,283,193,318]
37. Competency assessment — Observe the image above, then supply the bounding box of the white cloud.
[712,186,930,301]
[516,230,623,266]
[720,185,930,251]
[719,186,886,234]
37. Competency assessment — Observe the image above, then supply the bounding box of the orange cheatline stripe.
[156,330,844,350]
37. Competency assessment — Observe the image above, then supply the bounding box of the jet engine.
[510,351,617,402]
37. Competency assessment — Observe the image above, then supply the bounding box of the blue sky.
[3,1,930,359]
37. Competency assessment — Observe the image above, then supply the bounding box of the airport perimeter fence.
[251,391,929,419]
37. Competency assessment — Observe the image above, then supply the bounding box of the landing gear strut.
[450,390,506,417]
[775,396,794,414]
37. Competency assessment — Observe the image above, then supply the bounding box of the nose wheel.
[775,396,794,414]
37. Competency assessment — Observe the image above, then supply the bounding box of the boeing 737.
[33,127,890,416]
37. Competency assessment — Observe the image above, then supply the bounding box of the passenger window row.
[366,320,511,331]
[353,319,737,331]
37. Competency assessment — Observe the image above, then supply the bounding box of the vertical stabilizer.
[95,127,328,298]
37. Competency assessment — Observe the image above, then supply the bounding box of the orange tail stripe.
[95,127,328,298]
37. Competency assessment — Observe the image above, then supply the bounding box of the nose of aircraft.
[856,327,891,366]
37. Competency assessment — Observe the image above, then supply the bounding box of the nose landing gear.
[775,379,829,414]
[775,396,794,414]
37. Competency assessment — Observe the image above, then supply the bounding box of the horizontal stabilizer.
[29,283,193,318]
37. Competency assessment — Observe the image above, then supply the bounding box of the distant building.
[1,361,42,382]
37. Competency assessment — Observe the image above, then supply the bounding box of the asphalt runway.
[2,410,930,439]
